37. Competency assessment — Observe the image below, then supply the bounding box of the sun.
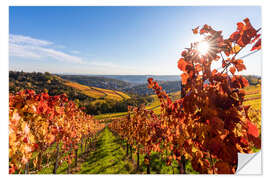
[197,41,210,56]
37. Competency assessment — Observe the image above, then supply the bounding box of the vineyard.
[9,90,105,174]
[64,80,131,101]
[9,18,261,174]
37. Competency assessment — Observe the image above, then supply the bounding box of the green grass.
[127,150,197,174]
[79,127,135,174]
[38,161,69,174]
[110,129,198,174]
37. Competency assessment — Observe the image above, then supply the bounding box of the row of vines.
[9,90,105,174]
[109,18,261,174]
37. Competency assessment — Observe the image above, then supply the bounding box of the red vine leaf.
[247,120,259,138]
[181,73,189,85]
[192,26,200,34]
[178,58,188,71]
[229,66,236,75]
[251,39,261,51]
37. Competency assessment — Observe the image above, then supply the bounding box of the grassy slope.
[79,127,197,174]
[37,127,135,174]
[36,127,197,174]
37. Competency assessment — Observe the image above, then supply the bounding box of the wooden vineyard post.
[177,85,187,174]
[146,154,151,174]
[67,164,70,174]
[53,143,60,174]
[67,156,70,174]
[67,146,72,174]
[181,155,186,174]
[84,138,87,153]
[178,160,184,174]
[126,142,129,157]
[137,148,140,170]
[81,138,83,153]
[88,137,92,151]
[130,145,132,160]
[176,155,187,174]
[25,162,29,174]
[36,150,43,170]
[75,148,78,167]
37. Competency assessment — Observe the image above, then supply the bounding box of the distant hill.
[243,75,261,86]
[9,71,95,103]
[55,74,260,97]
[59,74,182,96]
[9,71,131,104]
[58,75,133,90]
[98,75,181,84]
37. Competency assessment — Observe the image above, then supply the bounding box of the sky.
[9,6,262,75]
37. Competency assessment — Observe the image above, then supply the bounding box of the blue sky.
[9,6,261,75]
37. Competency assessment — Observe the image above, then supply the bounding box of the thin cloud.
[9,34,84,64]
[9,43,42,59]
[70,50,80,54]
[9,34,52,46]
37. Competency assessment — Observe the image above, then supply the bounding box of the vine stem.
[220,27,261,74]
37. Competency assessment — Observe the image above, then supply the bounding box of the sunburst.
[197,41,210,56]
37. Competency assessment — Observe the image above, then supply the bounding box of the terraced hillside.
[59,75,133,90]
[244,85,261,110]
[64,80,130,102]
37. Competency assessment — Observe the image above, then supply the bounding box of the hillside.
[63,80,130,101]
[59,74,182,96]
[9,71,150,115]
[9,71,95,103]
[58,75,133,90]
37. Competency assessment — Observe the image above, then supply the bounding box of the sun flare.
[197,41,209,56]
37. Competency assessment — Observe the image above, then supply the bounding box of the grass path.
[37,126,197,174]
[78,127,135,174]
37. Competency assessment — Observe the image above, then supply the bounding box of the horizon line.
[9,70,262,77]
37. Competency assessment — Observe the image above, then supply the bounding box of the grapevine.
[109,18,261,174]
[9,90,105,174]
